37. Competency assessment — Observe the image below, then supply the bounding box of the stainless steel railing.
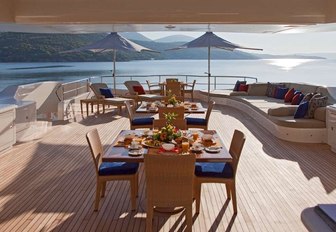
[56,74,258,101]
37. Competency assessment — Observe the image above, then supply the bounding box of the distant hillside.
[256,53,325,59]
[120,32,152,42]
[297,53,336,59]
[0,32,263,62]
[155,35,195,43]
[0,32,159,62]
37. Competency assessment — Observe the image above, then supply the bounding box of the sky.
[140,31,336,55]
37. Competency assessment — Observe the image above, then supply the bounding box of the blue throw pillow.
[275,87,289,99]
[294,101,309,118]
[99,88,114,98]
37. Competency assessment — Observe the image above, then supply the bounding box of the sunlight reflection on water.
[266,59,315,71]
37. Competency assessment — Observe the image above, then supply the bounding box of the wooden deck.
[0,103,336,232]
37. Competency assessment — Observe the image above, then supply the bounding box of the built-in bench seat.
[197,82,336,143]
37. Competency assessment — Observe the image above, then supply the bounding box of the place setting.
[127,140,146,156]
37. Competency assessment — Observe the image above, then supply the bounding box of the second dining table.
[135,102,206,114]
[103,130,232,163]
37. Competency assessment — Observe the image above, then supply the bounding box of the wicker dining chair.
[194,129,246,214]
[166,81,184,100]
[86,128,139,211]
[186,100,215,130]
[165,78,179,82]
[153,118,187,130]
[125,101,154,130]
[144,154,195,232]
[158,106,185,119]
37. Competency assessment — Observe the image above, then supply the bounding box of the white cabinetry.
[327,105,336,152]
[15,101,36,141]
[0,105,16,152]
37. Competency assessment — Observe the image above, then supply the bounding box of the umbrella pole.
[208,46,211,102]
[113,50,117,95]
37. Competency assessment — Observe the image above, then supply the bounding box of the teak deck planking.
[0,102,335,232]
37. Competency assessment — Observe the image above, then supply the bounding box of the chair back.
[153,119,187,130]
[125,101,134,121]
[166,78,179,83]
[229,129,246,177]
[86,129,104,175]
[166,81,184,97]
[124,80,142,95]
[144,154,195,207]
[158,106,185,119]
[187,80,196,90]
[90,83,108,99]
[205,100,215,123]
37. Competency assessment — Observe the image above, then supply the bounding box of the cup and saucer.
[190,143,203,153]
[128,141,141,150]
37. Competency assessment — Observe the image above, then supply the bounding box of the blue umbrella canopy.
[65,32,157,93]
[169,31,262,99]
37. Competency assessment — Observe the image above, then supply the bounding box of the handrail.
[56,78,90,101]
[92,74,258,89]
[57,74,258,101]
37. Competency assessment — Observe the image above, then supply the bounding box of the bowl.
[202,134,213,141]
[162,143,175,151]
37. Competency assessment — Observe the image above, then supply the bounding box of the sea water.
[0,59,335,92]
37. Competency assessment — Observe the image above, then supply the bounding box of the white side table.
[326,105,336,152]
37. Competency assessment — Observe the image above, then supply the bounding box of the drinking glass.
[182,142,189,154]
[192,132,199,141]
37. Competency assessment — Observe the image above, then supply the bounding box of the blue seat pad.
[132,117,154,125]
[186,117,206,125]
[99,162,139,176]
[195,162,233,178]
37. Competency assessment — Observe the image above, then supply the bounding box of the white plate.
[204,147,221,153]
[128,149,144,156]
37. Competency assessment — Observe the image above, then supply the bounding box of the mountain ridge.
[0,32,327,62]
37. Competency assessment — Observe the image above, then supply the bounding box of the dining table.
[135,102,206,114]
[103,130,232,163]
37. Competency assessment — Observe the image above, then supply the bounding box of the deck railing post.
[214,76,217,90]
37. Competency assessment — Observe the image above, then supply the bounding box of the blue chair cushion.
[99,88,114,98]
[132,117,154,126]
[99,162,139,176]
[186,117,206,125]
[195,162,233,178]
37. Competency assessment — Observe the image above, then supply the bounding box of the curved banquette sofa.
[197,82,336,143]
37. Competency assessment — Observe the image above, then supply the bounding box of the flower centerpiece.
[166,90,180,106]
[152,112,182,143]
